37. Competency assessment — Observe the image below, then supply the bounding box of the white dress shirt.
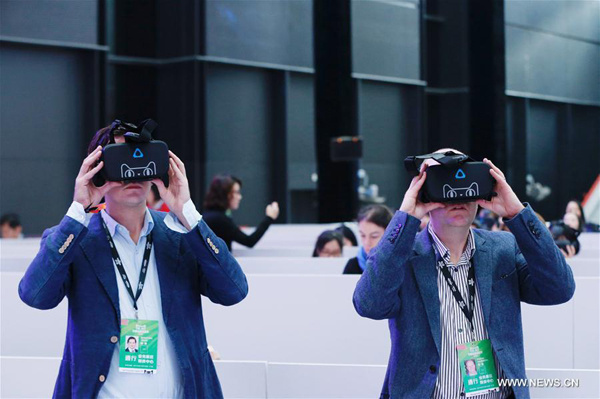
[428,224,510,399]
[66,200,201,399]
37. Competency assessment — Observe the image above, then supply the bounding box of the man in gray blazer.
[353,154,575,399]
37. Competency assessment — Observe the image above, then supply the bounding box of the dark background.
[1,0,598,234]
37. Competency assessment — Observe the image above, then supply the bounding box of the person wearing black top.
[343,204,393,274]
[203,174,279,250]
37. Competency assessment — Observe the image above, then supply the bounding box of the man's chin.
[446,216,475,228]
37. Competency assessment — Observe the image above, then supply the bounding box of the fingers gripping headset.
[404,151,497,203]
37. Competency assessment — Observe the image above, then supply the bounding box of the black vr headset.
[404,151,496,203]
[92,119,169,187]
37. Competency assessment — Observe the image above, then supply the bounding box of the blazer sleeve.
[183,218,248,306]
[503,204,576,305]
[353,211,421,320]
[18,216,87,310]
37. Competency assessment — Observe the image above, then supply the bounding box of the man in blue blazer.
[353,154,575,399]
[19,124,248,398]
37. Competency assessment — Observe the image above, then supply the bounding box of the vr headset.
[92,119,169,187]
[404,151,496,203]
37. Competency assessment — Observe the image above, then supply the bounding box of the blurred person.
[312,230,343,257]
[147,184,169,212]
[353,149,575,399]
[563,212,582,232]
[336,224,358,246]
[19,122,248,398]
[566,199,599,232]
[0,213,23,238]
[565,200,585,224]
[477,208,499,231]
[343,205,393,274]
[203,174,279,251]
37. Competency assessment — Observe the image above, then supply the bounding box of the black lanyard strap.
[438,259,476,333]
[101,219,153,318]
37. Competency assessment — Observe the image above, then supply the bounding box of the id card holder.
[456,339,500,397]
[119,318,159,374]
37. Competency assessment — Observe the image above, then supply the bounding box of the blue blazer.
[353,205,575,399]
[19,210,248,399]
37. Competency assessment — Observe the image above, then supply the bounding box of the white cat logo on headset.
[121,162,157,179]
[443,182,479,199]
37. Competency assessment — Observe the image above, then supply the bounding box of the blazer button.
[429,365,437,373]
[110,336,118,344]
[215,249,219,254]
[99,375,106,382]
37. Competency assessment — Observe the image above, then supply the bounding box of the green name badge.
[119,319,159,374]
[456,339,500,397]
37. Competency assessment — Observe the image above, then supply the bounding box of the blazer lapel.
[412,230,442,355]
[472,231,493,328]
[150,211,182,325]
[80,214,120,317]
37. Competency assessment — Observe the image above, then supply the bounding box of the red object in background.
[157,202,170,213]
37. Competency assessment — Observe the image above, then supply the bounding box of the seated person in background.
[312,230,344,257]
[0,213,23,239]
[563,211,583,233]
[477,208,499,230]
[547,212,581,258]
[203,174,279,250]
[343,205,393,274]
[336,224,358,247]
[566,199,599,232]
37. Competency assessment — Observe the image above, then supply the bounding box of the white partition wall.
[203,274,391,365]
[1,272,67,357]
[3,271,599,368]
[266,363,386,398]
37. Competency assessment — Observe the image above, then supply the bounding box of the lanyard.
[438,259,476,333]
[101,220,153,319]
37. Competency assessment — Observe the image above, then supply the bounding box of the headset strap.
[404,151,475,176]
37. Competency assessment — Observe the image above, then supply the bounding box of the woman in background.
[203,174,279,250]
[565,199,599,232]
[312,230,344,257]
[343,204,393,274]
[336,224,358,247]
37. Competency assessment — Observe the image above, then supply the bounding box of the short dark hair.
[127,336,137,343]
[203,174,242,211]
[357,205,393,229]
[336,224,358,246]
[312,230,344,257]
[0,213,21,228]
[87,124,116,155]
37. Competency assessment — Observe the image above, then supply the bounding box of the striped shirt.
[428,224,511,399]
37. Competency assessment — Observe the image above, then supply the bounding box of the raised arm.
[153,150,248,306]
[505,205,575,304]
[20,146,118,309]
[475,158,575,305]
[354,165,444,319]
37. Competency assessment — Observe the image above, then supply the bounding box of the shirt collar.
[100,208,154,239]
[427,222,476,267]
